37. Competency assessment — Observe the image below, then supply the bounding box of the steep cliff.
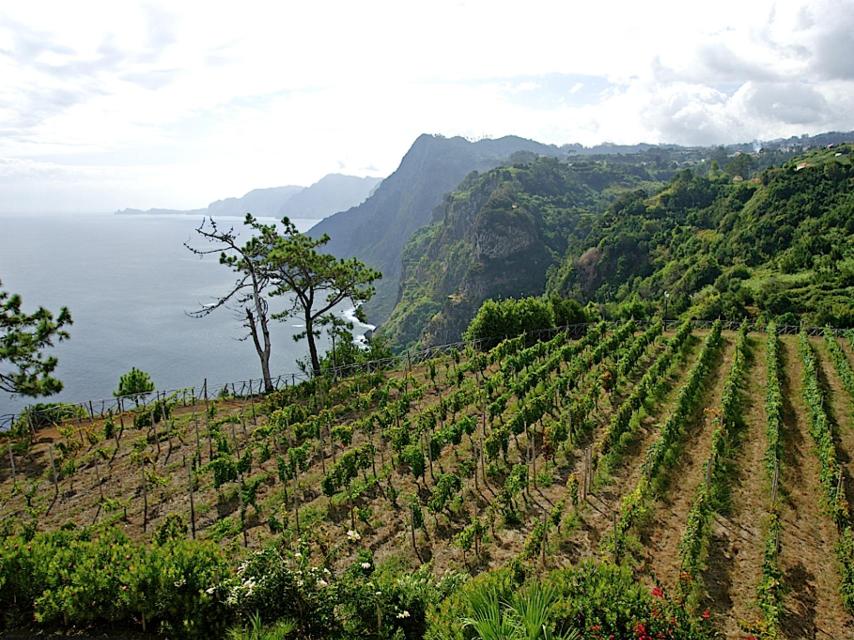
[306,134,564,323]
[382,157,663,347]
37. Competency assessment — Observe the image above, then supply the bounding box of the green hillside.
[382,157,669,347]
[549,145,854,327]
[385,146,854,349]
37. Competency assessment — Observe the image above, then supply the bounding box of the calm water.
[0,214,367,417]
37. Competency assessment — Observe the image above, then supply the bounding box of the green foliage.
[678,323,749,589]
[0,279,72,397]
[597,320,692,470]
[613,322,723,551]
[427,562,715,640]
[114,367,155,399]
[757,324,784,637]
[824,328,854,404]
[549,146,854,328]
[0,527,230,637]
[12,401,85,433]
[798,331,854,612]
[464,296,586,347]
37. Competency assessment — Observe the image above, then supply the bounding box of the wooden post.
[141,461,148,533]
[151,392,161,461]
[771,459,779,505]
[117,397,126,434]
[204,380,213,461]
[7,442,17,485]
[76,411,86,448]
[612,510,619,563]
[186,455,196,539]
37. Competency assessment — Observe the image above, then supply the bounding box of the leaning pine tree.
[185,215,280,393]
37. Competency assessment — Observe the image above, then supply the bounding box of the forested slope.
[385,145,854,348]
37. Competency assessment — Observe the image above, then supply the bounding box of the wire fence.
[0,318,849,433]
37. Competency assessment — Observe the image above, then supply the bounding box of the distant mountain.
[115,174,379,220]
[207,186,304,217]
[307,134,565,324]
[280,174,381,219]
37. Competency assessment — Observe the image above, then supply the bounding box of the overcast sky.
[2,0,853,213]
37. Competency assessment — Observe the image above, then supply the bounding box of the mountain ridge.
[115,174,380,220]
[307,134,566,323]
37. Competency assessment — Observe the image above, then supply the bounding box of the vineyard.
[2,321,854,639]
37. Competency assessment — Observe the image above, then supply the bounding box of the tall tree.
[185,216,278,392]
[0,279,72,397]
[268,218,381,377]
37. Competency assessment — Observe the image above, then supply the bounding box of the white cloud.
[1,0,853,211]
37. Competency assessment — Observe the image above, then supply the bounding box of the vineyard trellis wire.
[0,317,848,433]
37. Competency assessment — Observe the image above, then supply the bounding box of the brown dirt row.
[776,335,852,640]
[567,335,706,564]
[639,336,735,592]
[709,335,770,638]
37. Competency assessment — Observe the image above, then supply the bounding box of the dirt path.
[776,335,852,640]
[707,335,769,637]
[640,336,735,592]
[566,336,705,563]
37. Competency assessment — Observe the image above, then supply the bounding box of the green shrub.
[114,367,155,400]
[464,296,586,347]
[426,562,716,639]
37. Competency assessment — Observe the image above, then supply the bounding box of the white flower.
[375,591,382,596]
[396,610,411,619]
[205,586,216,595]
[346,529,361,542]
[323,568,331,575]
[294,551,302,558]
[361,562,372,570]
[317,579,328,588]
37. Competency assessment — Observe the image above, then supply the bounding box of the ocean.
[0,213,370,418]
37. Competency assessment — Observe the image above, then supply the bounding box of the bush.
[464,296,586,346]
[12,402,86,433]
[0,526,230,638]
[114,367,155,400]
[426,562,716,639]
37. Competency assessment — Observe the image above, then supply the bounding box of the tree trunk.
[246,308,274,393]
[305,312,321,377]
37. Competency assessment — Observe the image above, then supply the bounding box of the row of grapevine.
[756,323,783,638]
[823,327,854,404]
[798,331,854,612]
[678,322,749,600]
[594,320,693,477]
[612,321,723,555]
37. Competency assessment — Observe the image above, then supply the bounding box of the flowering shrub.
[426,562,717,639]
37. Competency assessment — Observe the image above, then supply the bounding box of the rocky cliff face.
[383,166,555,347]
[382,157,664,347]
[306,134,564,324]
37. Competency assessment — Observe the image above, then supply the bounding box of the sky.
[1,0,853,213]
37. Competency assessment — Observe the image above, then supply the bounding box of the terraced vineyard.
[3,322,854,638]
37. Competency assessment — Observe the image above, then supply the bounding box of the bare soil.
[776,335,853,639]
